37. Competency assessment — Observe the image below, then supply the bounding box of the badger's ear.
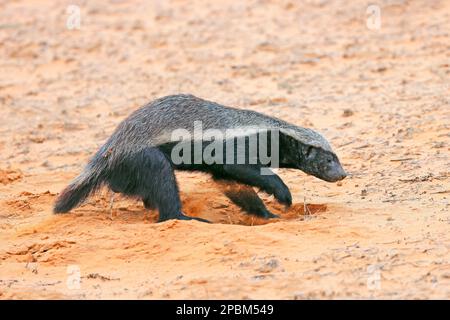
[302,146,315,159]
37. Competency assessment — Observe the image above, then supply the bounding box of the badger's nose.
[338,169,347,180]
[334,167,347,181]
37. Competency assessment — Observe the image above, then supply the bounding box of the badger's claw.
[273,187,292,207]
[158,212,211,223]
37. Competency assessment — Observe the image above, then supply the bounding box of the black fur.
[54,94,346,222]
[211,164,292,207]
[279,133,346,182]
[218,180,279,219]
[54,157,105,213]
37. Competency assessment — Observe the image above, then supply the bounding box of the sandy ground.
[0,0,449,299]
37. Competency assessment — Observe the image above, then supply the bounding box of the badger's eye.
[327,158,332,164]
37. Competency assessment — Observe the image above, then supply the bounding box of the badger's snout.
[323,164,347,182]
[333,168,347,181]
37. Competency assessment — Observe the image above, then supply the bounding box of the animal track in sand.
[3,240,76,263]
[0,169,22,185]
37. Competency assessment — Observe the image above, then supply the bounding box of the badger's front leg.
[215,164,292,207]
[214,180,279,219]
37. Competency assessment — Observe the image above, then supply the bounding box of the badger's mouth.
[321,172,347,182]
[307,166,347,183]
[321,165,347,182]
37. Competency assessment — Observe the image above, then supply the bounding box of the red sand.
[0,0,449,299]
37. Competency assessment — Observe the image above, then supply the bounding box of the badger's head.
[298,145,347,182]
[280,128,347,182]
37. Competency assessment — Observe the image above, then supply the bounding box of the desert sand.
[0,0,449,299]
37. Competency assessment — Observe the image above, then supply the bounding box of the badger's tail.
[54,155,107,214]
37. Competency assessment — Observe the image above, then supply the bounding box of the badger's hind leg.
[109,147,209,223]
[217,180,279,219]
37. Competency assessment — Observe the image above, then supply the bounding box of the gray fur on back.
[101,94,333,162]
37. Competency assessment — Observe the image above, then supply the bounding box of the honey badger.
[54,94,346,222]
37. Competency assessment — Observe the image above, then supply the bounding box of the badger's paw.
[158,212,211,223]
[273,187,292,207]
[263,211,280,219]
